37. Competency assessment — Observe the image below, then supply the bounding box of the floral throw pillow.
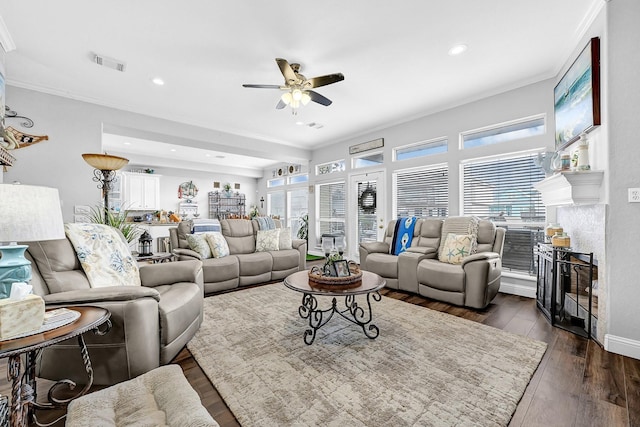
[185,233,212,259]
[65,223,141,288]
[205,232,230,258]
[438,233,475,264]
[256,229,280,252]
[279,227,293,250]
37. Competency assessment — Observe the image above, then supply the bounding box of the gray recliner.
[26,234,204,386]
[360,217,505,309]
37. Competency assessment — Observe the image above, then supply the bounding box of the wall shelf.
[533,171,604,206]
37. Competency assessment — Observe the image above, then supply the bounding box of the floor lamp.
[82,153,129,223]
[0,184,65,296]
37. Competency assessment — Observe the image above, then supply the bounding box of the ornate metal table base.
[298,291,381,345]
[3,313,111,427]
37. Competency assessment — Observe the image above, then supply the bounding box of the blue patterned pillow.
[205,232,230,258]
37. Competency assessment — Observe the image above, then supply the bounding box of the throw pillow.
[185,233,212,259]
[205,232,230,258]
[279,227,293,250]
[256,229,280,252]
[437,216,479,257]
[438,233,475,264]
[65,223,141,288]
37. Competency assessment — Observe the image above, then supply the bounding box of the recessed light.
[205,154,211,157]
[152,77,165,86]
[124,142,131,145]
[295,121,304,126]
[448,44,468,56]
[170,149,176,152]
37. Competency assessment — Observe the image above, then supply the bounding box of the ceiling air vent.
[92,53,126,72]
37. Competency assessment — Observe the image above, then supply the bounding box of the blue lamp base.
[0,245,32,299]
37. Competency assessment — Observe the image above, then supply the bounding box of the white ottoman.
[66,364,218,427]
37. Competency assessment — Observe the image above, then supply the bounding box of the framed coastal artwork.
[554,37,601,150]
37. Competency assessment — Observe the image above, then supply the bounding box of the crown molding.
[0,15,16,52]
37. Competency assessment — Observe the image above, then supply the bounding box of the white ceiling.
[1,0,602,173]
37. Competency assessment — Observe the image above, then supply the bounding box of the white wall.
[3,86,264,221]
[602,0,640,359]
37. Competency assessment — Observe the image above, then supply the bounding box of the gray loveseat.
[169,218,307,294]
[359,217,505,309]
[25,234,204,386]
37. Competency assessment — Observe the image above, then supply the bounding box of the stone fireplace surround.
[556,204,606,343]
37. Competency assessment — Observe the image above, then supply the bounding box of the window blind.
[317,181,346,245]
[395,165,449,218]
[462,153,546,274]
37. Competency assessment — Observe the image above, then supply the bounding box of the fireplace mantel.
[534,171,604,206]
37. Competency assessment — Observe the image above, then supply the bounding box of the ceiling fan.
[242,58,344,114]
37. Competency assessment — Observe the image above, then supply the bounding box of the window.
[462,116,545,149]
[352,152,384,169]
[287,188,308,238]
[316,160,345,176]
[394,165,449,218]
[288,174,308,185]
[316,181,346,247]
[267,191,285,220]
[267,178,285,188]
[462,152,546,275]
[394,138,448,161]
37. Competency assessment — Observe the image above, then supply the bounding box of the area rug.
[187,284,547,426]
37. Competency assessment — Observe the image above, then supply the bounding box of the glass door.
[349,171,385,260]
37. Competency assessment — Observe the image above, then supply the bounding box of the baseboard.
[499,282,536,298]
[604,334,640,360]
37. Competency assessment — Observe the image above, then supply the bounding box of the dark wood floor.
[3,287,639,426]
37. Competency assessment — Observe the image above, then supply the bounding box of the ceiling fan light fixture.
[281,92,292,105]
[301,92,311,106]
[292,88,303,101]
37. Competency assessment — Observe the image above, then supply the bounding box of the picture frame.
[333,260,351,277]
[554,37,601,150]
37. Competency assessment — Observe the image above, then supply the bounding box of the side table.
[0,306,111,427]
[134,252,175,263]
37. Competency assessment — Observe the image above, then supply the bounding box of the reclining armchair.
[26,235,204,386]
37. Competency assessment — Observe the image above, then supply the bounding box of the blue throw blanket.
[390,217,417,255]
[256,217,276,230]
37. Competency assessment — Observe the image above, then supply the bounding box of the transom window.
[394,138,448,161]
[461,116,545,149]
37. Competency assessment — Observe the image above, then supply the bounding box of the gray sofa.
[359,217,505,309]
[26,236,204,385]
[169,218,307,294]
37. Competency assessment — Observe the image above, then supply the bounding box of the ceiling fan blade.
[276,58,297,85]
[276,99,287,109]
[307,73,344,89]
[308,90,332,106]
[242,84,282,89]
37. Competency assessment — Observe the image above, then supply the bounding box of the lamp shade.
[0,184,65,243]
[82,153,129,171]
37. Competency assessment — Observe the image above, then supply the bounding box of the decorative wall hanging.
[554,37,601,150]
[178,181,199,202]
[0,106,49,150]
[349,138,384,155]
[358,184,377,213]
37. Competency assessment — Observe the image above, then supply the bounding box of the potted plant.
[223,182,232,197]
[88,205,143,244]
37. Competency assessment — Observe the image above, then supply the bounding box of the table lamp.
[0,184,65,297]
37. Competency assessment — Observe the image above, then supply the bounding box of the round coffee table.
[283,270,385,345]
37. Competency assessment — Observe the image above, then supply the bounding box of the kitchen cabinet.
[123,173,160,210]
